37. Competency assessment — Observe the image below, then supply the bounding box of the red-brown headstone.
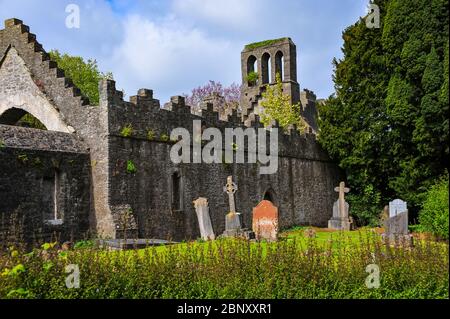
[252,200,279,241]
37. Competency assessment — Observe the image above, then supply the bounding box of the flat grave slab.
[96,239,178,250]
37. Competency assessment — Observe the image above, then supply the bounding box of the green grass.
[144,228,371,256]
[114,227,445,260]
[245,38,289,50]
[1,228,448,299]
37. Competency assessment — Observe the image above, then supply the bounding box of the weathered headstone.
[383,209,413,246]
[385,211,409,235]
[193,197,216,241]
[328,182,352,230]
[252,200,279,242]
[111,204,139,239]
[225,212,242,233]
[389,199,407,218]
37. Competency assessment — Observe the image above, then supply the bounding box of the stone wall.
[0,19,114,239]
[109,136,341,241]
[101,82,342,241]
[0,125,91,247]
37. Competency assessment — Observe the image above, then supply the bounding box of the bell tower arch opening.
[275,51,285,81]
[261,52,272,84]
[246,55,258,86]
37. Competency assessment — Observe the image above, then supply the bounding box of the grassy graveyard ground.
[0,227,448,299]
[145,226,444,255]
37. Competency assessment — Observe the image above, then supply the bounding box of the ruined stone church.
[0,19,341,245]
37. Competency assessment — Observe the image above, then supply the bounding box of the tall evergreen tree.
[318,0,448,225]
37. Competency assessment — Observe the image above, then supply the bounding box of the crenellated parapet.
[97,79,327,161]
[300,89,319,134]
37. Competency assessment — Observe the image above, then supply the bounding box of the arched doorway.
[263,188,277,206]
[0,108,47,130]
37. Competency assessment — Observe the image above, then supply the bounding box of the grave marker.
[193,197,215,240]
[252,200,279,241]
[328,182,352,231]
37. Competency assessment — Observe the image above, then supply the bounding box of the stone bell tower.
[240,37,318,134]
[240,37,301,123]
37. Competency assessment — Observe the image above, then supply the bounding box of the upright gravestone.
[384,199,412,245]
[328,182,352,231]
[252,200,279,242]
[193,198,216,241]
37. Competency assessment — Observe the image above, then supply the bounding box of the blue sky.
[0,0,369,103]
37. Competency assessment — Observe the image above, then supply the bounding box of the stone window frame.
[170,169,184,213]
[43,168,64,226]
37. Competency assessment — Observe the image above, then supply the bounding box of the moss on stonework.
[245,38,289,50]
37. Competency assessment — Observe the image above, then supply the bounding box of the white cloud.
[0,0,369,102]
[107,14,240,102]
[0,0,122,62]
[172,0,265,31]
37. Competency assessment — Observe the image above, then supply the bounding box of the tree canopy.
[49,50,112,105]
[318,0,449,225]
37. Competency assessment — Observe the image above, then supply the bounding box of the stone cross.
[335,182,350,218]
[223,176,238,213]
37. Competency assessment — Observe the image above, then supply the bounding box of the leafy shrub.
[16,114,47,130]
[419,174,449,240]
[260,73,306,132]
[409,224,425,233]
[49,50,113,105]
[73,241,94,250]
[347,184,382,227]
[246,71,259,86]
